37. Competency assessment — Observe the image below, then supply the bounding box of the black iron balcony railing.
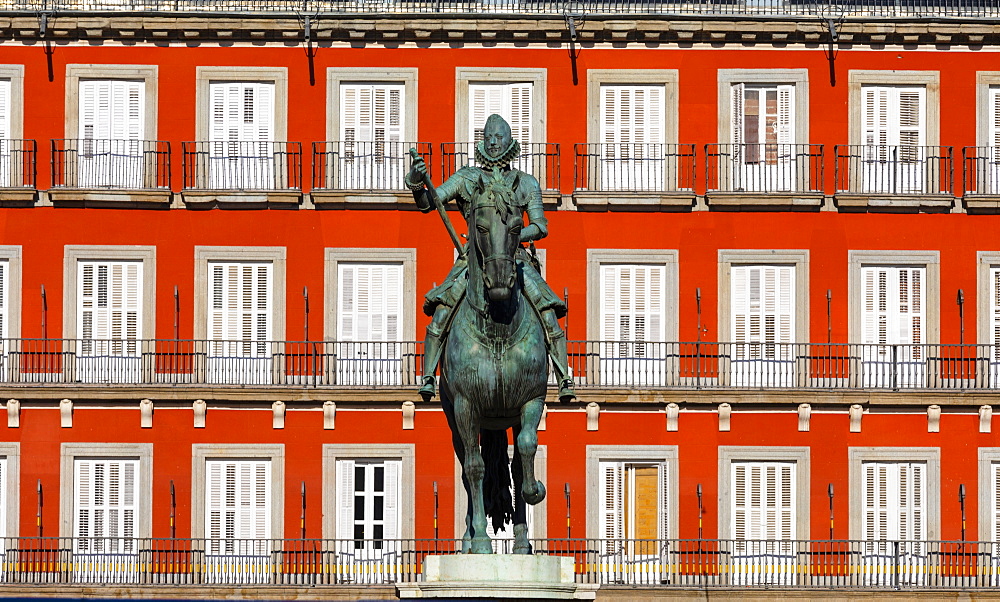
[312,141,432,192]
[440,142,560,192]
[0,0,997,18]
[574,143,696,193]
[2,339,1000,390]
[50,139,170,190]
[705,143,823,194]
[835,145,953,196]
[2,537,999,589]
[182,141,302,191]
[0,138,36,188]
[962,146,1000,196]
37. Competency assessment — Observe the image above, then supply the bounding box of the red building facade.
[1,3,1000,593]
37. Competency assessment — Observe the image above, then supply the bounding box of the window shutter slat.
[337,459,356,539]
[383,460,401,540]
[599,461,624,545]
[0,79,10,141]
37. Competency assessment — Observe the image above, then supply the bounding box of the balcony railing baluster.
[51,139,171,190]
[705,143,823,194]
[1,0,997,18]
[574,143,696,193]
[0,339,993,390]
[312,141,432,191]
[0,537,995,589]
[182,141,302,191]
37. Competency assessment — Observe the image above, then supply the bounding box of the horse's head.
[472,172,523,303]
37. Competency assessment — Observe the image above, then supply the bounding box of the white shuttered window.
[0,260,9,340]
[861,266,924,347]
[205,459,271,547]
[992,267,1000,356]
[74,458,139,551]
[0,79,10,187]
[731,265,795,345]
[732,461,796,542]
[862,461,925,541]
[78,79,144,141]
[0,456,6,540]
[863,85,925,149]
[340,84,404,145]
[732,84,794,150]
[990,87,1000,151]
[599,461,669,553]
[992,463,1000,542]
[0,78,9,141]
[78,261,142,347]
[337,459,401,544]
[600,264,666,345]
[468,83,532,146]
[600,85,665,146]
[208,262,272,348]
[210,82,274,144]
[338,263,402,342]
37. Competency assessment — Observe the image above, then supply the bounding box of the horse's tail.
[481,428,513,535]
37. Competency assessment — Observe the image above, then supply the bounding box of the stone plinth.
[396,554,598,599]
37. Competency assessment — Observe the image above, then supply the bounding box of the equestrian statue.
[405,114,575,554]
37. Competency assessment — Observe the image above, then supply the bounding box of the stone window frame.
[193,246,287,342]
[63,245,157,340]
[848,446,941,540]
[977,251,1000,345]
[716,69,810,146]
[586,69,680,145]
[321,443,416,539]
[979,448,1000,541]
[0,246,23,339]
[0,65,25,140]
[60,442,154,538]
[64,64,158,140]
[454,67,546,144]
[195,67,289,141]
[847,250,940,345]
[323,248,417,342]
[718,250,810,345]
[585,249,680,342]
[452,445,548,540]
[0,442,19,538]
[191,443,285,539]
[585,445,679,540]
[326,67,419,143]
[976,72,1000,148]
[717,446,811,540]
[847,70,940,147]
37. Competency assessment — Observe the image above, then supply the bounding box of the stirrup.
[418,375,436,401]
[558,379,577,403]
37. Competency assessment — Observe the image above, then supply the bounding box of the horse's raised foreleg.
[518,398,546,506]
[454,395,492,554]
[510,434,532,555]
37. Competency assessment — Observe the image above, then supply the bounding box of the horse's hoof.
[513,543,533,555]
[470,538,493,554]
[461,536,472,554]
[523,480,546,505]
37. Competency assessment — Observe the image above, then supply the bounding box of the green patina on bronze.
[406,114,575,554]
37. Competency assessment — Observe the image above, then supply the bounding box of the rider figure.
[406,113,577,404]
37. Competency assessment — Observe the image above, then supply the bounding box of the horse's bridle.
[471,200,517,268]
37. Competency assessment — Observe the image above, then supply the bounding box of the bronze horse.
[441,170,548,554]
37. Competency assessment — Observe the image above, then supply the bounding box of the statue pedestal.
[396,554,598,599]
